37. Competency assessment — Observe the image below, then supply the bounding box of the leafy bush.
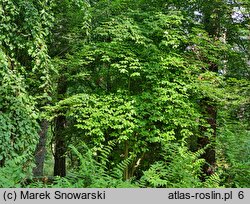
[140,143,221,188]
[217,124,250,187]
[0,155,34,188]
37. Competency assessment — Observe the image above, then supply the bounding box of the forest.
[0,0,249,188]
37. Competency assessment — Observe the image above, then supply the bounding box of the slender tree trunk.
[54,115,67,177]
[53,76,67,177]
[198,65,218,176]
[33,119,49,176]
[199,1,221,176]
[0,157,5,167]
[199,100,217,175]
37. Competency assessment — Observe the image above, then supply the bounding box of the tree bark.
[54,115,67,177]
[0,157,5,167]
[53,76,67,177]
[199,1,220,176]
[33,119,49,176]
[199,100,217,176]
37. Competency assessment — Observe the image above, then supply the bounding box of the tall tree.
[46,0,217,181]
[49,0,91,176]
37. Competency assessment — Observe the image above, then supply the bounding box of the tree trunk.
[53,76,67,177]
[33,119,49,176]
[199,65,218,176]
[54,115,67,177]
[199,100,217,176]
[199,1,221,176]
[0,157,5,167]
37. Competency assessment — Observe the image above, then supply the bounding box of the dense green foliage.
[0,0,249,188]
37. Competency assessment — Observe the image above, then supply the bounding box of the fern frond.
[98,140,116,167]
[111,155,134,179]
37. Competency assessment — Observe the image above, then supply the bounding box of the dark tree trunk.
[199,100,217,176]
[33,119,49,176]
[199,64,218,177]
[199,2,221,176]
[54,115,67,177]
[53,76,67,177]
[0,157,5,167]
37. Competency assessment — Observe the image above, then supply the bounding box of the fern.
[203,172,222,188]
[0,155,34,187]
[111,155,134,179]
[97,140,116,168]
[48,143,138,188]
[140,143,222,188]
